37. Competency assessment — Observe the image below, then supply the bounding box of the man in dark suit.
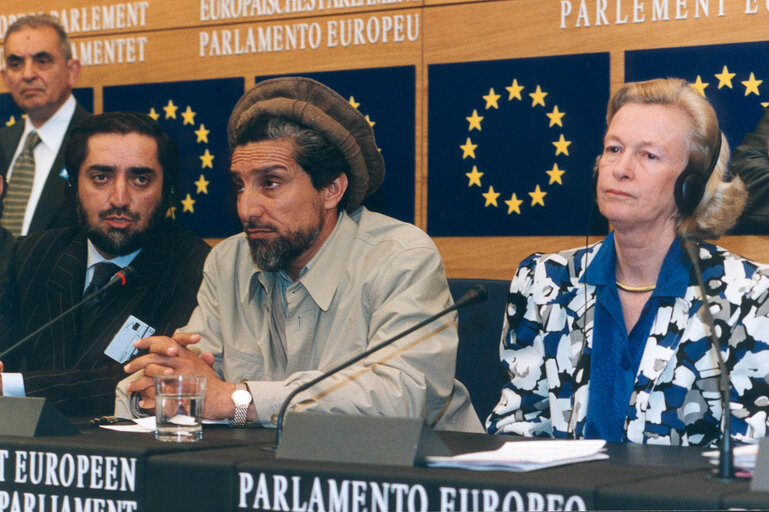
[0,14,89,238]
[0,174,12,272]
[0,111,211,416]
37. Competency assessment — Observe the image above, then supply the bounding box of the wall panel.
[3,0,769,278]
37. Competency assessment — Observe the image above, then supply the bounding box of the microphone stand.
[273,285,488,447]
[0,266,135,362]
[681,236,736,481]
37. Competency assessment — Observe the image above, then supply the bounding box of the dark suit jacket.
[0,226,12,275]
[731,108,769,230]
[0,101,90,233]
[0,222,211,416]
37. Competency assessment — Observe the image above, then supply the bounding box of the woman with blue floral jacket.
[487,78,769,446]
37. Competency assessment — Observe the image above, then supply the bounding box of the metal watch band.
[232,382,249,427]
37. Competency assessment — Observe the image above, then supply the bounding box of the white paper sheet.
[703,443,759,470]
[425,439,608,472]
[100,416,228,433]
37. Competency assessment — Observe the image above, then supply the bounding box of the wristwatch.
[230,381,252,427]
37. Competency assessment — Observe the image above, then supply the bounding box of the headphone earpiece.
[674,132,722,216]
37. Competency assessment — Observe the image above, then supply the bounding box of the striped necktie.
[1,131,42,236]
[80,261,122,340]
[84,262,122,304]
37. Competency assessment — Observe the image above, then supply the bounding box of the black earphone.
[673,132,722,216]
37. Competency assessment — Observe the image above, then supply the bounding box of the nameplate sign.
[0,446,141,512]
[235,469,591,511]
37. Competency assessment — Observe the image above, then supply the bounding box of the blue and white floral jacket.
[486,239,769,446]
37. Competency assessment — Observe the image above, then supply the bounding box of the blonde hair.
[606,78,746,240]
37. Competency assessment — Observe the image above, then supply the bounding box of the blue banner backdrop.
[258,66,416,224]
[626,41,769,234]
[427,53,610,237]
[103,78,244,238]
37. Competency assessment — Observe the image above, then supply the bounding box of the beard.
[80,203,164,257]
[246,210,324,272]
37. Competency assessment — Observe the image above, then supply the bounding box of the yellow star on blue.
[200,149,214,168]
[546,106,565,127]
[195,175,210,194]
[505,194,523,215]
[483,88,501,109]
[163,100,178,119]
[529,185,547,206]
[195,124,210,144]
[460,138,477,159]
[181,106,196,125]
[482,186,500,207]
[506,79,524,101]
[181,194,196,213]
[715,66,736,89]
[743,73,762,96]
[466,166,483,187]
[466,110,484,131]
[552,134,571,156]
[689,76,709,96]
[529,86,547,107]
[546,163,565,185]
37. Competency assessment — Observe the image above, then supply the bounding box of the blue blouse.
[583,231,691,442]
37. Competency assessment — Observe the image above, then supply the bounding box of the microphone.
[0,266,136,362]
[274,284,488,445]
[679,235,735,481]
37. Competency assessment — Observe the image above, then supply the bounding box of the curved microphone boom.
[680,235,735,481]
[0,266,136,362]
[274,284,489,446]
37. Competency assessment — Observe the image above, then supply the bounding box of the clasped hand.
[123,333,237,420]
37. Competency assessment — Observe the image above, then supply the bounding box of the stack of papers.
[703,444,759,477]
[425,439,608,472]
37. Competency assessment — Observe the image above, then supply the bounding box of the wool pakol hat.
[227,76,385,212]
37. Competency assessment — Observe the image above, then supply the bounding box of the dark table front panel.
[146,430,721,512]
[0,423,253,511]
[3,425,768,511]
[599,469,759,510]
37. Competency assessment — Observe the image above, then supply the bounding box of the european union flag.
[104,78,244,238]
[627,42,769,150]
[0,88,93,131]
[427,53,610,237]
[626,42,769,234]
[258,67,415,224]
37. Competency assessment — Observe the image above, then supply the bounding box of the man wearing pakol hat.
[116,77,482,432]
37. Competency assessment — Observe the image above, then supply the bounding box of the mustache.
[98,207,141,221]
[244,218,277,231]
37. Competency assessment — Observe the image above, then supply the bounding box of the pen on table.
[89,416,135,427]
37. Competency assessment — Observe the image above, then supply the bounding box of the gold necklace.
[616,280,656,293]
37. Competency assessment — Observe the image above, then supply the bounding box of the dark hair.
[4,14,72,60]
[64,111,179,207]
[233,116,350,210]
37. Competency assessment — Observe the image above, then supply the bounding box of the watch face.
[232,389,252,406]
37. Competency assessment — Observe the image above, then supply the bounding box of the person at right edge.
[730,105,769,231]
[487,78,769,446]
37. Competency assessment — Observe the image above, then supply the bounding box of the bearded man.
[0,111,210,416]
[116,77,481,432]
